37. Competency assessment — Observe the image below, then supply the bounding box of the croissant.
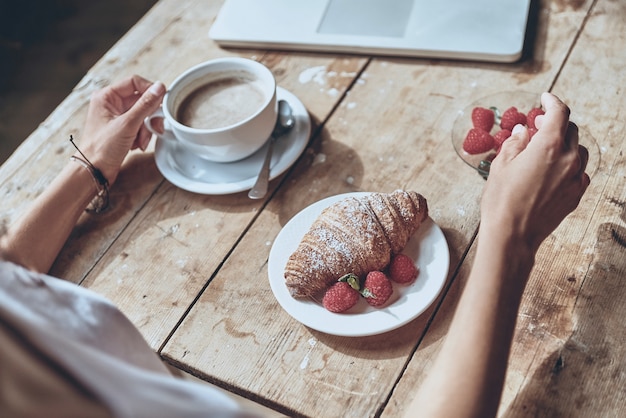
[284,190,428,298]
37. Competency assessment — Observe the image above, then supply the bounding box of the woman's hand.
[78,75,166,185]
[0,76,167,273]
[406,93,591,418]
[481,92,590,252]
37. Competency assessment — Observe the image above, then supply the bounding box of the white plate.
[268,192,450,337]
[154,87,310,195]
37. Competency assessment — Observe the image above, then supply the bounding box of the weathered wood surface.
[386,0,626,417]
[501,0,626,416]
[1,0,623,417]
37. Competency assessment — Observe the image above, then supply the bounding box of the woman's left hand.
[78,75,166,185]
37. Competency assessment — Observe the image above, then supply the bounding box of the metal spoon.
[248,100,295,199]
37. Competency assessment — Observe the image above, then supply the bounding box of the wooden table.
[2,0,625,416]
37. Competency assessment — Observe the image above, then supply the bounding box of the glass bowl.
[452,91,542,178]
[452,91,600,179]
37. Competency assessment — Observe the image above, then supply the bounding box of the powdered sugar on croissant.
[284,190,428,298]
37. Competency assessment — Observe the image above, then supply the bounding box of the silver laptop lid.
[210,0,532,63]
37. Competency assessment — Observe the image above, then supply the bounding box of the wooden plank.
[167,365,288,417]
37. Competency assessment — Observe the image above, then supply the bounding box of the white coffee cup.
[145,57,277,162]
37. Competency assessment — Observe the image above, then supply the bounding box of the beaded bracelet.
[69,135,110,213]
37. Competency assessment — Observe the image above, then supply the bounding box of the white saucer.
[268,192,450,337]
[154,87,311,195]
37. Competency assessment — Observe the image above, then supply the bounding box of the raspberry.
[322,281,360,313]
[500,106,527,131]
[361,271,393,307]
[388,254,418,284]
[493,129,512,149]
[471,107,495,132]
[463,128,495,155]
[526,107,544,130]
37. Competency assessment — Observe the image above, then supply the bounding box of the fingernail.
[148,81,165,95]
[512,124,525,134]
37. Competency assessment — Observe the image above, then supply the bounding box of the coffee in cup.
[145,57,277,163]
[176,73,267,130]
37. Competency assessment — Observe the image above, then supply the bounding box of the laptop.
[209,0,532,63]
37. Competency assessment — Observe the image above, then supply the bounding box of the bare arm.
[0,76,166,273]
[405,92,590,417]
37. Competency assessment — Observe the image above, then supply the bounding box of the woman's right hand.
[480,92,590,253]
